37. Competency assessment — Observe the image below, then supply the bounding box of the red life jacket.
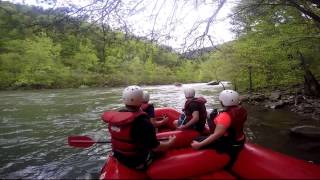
[183,97,207,131]
[209,106,247,141]
[101,109,147,156]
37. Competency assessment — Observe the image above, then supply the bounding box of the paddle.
[68,135,170,148]
[68,136,110,148]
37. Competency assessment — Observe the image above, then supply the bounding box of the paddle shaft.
[68,135,170,148]
[73,137,169,143]
[70,139,111,144]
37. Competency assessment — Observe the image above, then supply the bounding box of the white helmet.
[122,85,143,106]
[142,91,150,102]
[219,90,240,106]
[184,88,195,98]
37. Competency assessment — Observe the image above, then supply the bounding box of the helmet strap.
[220,101,225,107]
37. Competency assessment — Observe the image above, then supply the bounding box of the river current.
[1,83,319,179]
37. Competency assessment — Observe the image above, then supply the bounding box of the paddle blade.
[68,136,95,148]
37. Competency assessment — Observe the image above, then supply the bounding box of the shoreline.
[241,84,320,121]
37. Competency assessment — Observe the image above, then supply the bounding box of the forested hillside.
[1,1,320,92]
[0,2,205,89]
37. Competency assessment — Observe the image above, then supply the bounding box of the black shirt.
[131,114,159,148]
[186,101,201,115]
[184,99,206,132]
[143,104,155,119]
[113,112,160,168]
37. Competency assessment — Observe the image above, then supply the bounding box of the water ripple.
[2,83,319,179]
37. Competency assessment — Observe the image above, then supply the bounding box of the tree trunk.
[304,70,320,97]
[101,24,107,63]
[287,0,320,24]
[248,66,253,92]
[298,51,320,97]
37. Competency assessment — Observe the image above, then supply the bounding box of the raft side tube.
[100,155,148,180]
[155,107,180,130]
[232,143,320,179]
[147,148,230,179]
[194,170,237,180]
[156,130,199,149]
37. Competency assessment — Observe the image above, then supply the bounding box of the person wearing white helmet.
[173,87,207,132]
[191,89,247,169]
[102,85,176,170]
[141,91,168,128]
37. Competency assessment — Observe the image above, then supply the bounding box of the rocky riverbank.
[240,84,320,121]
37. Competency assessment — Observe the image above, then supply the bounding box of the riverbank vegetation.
[0,2,200,89]
[201,1,320,95]
[0,1,320,93]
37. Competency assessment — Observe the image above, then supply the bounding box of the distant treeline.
[0,1,319,91]
[0,2,206,89]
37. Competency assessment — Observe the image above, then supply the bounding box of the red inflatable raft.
[99,107,320,179]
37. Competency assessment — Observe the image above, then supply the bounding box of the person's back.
[102,86,175,170]
[191,89,247,169]
[141,102,155,118]
[223,105,247,141]
[174,88,207,132]
[113,106,159,169]
[183,96,207,132]
[141,90,168,128]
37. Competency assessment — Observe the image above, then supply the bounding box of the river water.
[1,83,319,179]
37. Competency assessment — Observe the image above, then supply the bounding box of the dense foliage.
[0,2,204,89]
[0,1,319,91]
[198,0,320,90]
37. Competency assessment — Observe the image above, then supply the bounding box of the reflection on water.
[244,104,320,163]
[0,82,319,179]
